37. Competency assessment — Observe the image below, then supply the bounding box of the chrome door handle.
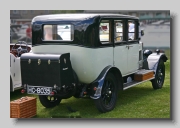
[126,45,133,49]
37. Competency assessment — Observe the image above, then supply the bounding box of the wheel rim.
[156,65,164,86]
[101,79,116,108]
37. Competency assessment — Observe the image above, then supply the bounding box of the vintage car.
[20,14,168,113]
[10,41,31,92]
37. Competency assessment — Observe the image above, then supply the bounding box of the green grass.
[10,49,170,119]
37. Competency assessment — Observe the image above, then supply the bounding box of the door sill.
[123,77,155,90]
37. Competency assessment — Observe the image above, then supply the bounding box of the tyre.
[73,90,81,98]
[151,59,165,89]
[39,95,61,108]
[94,73,118,113]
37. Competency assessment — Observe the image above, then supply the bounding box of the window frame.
[113,19,126,44]
[99,18,140,46]
[127,19,139,44]
[98,18,113,46]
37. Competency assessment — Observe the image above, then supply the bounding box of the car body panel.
[32,45,113,84]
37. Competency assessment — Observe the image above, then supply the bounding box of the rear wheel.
[39,95,61,108]
[94,73,118,113]
[151,59,165,89]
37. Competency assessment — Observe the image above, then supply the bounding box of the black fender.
[89,65,123,99]
[147,52,168,75]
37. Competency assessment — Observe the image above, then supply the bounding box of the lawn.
[10,49,170,119]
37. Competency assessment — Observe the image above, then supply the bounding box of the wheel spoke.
[47,96,57,102]
[102,95,107,105]
[104,81,108,90]
[108,82,112,88]
[107,96,111,103]
[156,67,164,85]
[49,96,52,101]
[101,79,115,106]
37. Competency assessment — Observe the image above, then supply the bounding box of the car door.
[127,20,140,73]
[99,19,114,70]
[113,20,128,75]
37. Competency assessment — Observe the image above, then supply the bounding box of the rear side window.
[99,20,112,44]
[43,24,74,41]
[128,20,137,41]
[114,20,124,43]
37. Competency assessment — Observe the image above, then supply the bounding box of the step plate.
[123,77,155,90]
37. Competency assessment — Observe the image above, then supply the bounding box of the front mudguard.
[89,66,123,99]
[147,53,168,75]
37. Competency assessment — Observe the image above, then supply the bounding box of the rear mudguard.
[90,65,123,99]
[147,52,168,75]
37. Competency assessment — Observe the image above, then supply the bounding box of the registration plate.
[27,85,52,95]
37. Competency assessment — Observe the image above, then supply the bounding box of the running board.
[123,77,155,90]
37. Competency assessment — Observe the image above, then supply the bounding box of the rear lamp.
[50,91,55,95]
[21,89,26,93]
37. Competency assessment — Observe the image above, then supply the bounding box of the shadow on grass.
[119,83,158,104]
[36,97,97,118]
[10,89,38,101]
[34,82,168,118]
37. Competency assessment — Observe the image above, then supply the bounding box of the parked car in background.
[17,25,28,38]
[10,27,19,40]
[10,41,31,92]
[17,24,32,43]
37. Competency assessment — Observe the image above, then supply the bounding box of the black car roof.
[32,13,139,22]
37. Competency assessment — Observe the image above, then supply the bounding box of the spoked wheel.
[151,59,165,89]
[39,95,61,108]
[94,73,118,113]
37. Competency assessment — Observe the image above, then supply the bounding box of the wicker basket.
[10,96,37,118]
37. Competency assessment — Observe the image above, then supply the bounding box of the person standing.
[44,25,62,40]
[26,24,32,41]
[44,25,53,40]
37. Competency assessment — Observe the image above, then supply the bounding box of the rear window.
[43,24,74,41]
